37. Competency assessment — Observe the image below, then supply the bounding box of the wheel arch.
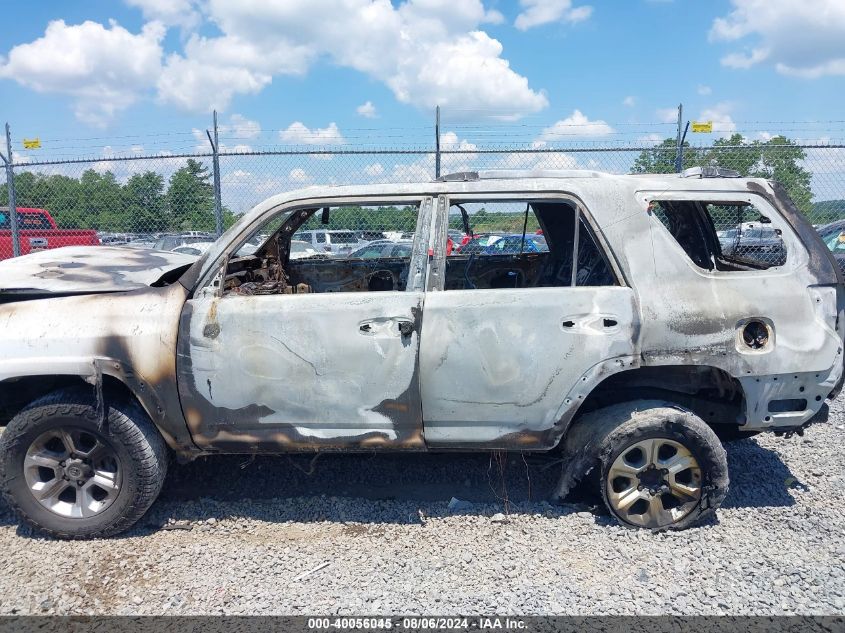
[558,364,747,445]
[0,365,188,453]
[551,364,744,495]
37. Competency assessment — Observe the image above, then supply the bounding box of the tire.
[0,387,168,539]
[583,401,729,530]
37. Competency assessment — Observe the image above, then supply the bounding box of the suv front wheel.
[0,388,168,539]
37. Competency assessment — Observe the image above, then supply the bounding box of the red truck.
[0,207,100,260]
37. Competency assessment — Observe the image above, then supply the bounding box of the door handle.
[560,315,620,332]
[359,319,415,336]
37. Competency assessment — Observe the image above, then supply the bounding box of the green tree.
[78,169,124,230]
[703,133,760,176]
[813,200,845,225]
[124,171,166,232]
[631,138,704,174]
[167,159,214,231]
[633,134,814,216]
[2,172,85,229]
[752,136,812,214]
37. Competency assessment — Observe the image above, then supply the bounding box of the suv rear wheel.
[0,388,168,539]
[584,402,729,530]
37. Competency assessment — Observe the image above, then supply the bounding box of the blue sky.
[0,1,844,209]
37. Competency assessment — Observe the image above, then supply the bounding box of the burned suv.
[0,168,842,538]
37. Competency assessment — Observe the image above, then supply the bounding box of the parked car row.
[716,221,787,266]
[709,218,845,274]
[455,232,548,255]
[3,215,553,263]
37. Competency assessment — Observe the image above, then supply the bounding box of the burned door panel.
[419,287,638,448]
[178,291,426,451]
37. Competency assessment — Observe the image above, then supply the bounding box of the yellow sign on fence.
[691,121,713,133]
[22,138,41,149]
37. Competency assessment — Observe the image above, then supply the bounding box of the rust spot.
[203,299,220,339]
[380,401,409,412]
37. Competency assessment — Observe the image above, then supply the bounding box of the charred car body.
[0,169,842,538]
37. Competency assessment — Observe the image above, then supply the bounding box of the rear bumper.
[771,403,828,437]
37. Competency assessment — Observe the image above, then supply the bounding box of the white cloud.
[0,19,165,126]
[4,1,549,121]
[157,0,547,118]
[157,33,303,112]
[390,118,605,179]
[392,161,434,182]
[496,149,579,171]
[777,59,845,79]
[191,115,258,152]
[356,101,377,118]
[515,0,593,30]
[637,133,663,143]
[622,96,636,107]
[440,131,478,152]
[124,0,201,29]
[697,84,712,95]
[390,129,479,180]
[698,103,737,134]
[280,122,345,145]
[537,110,614,140]
[289,167,310,183]
[364,162,385,176]
[721,47,770,69]
[656,107,679,123]
[222,169,253,185]
[710,0,845,77]
[226,114,261,139]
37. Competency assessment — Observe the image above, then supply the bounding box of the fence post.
[674,103,684,173]
[4,123,20,257]
[208,110,224,237]
[435,105,441,179]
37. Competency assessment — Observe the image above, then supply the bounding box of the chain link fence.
[2,128,844,260]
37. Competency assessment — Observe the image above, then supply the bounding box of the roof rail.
[437,171,479,182]
[681,166,741,179]
[436,169,608,182]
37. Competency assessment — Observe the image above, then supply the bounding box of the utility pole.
[435,105,441,179]
[207,110,224,237]
[675,103,684,173]
[1,123,20,257]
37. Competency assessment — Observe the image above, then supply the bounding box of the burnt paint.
[750,181,844,286]
[176,291,426,452]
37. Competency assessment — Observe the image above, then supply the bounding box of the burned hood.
[0,246,197,296]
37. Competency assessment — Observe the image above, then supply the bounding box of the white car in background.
[289,240,322,259]
[174,240,318,259]
[172,242,216,257]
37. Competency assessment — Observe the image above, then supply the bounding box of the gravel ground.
[1,401,844,616]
